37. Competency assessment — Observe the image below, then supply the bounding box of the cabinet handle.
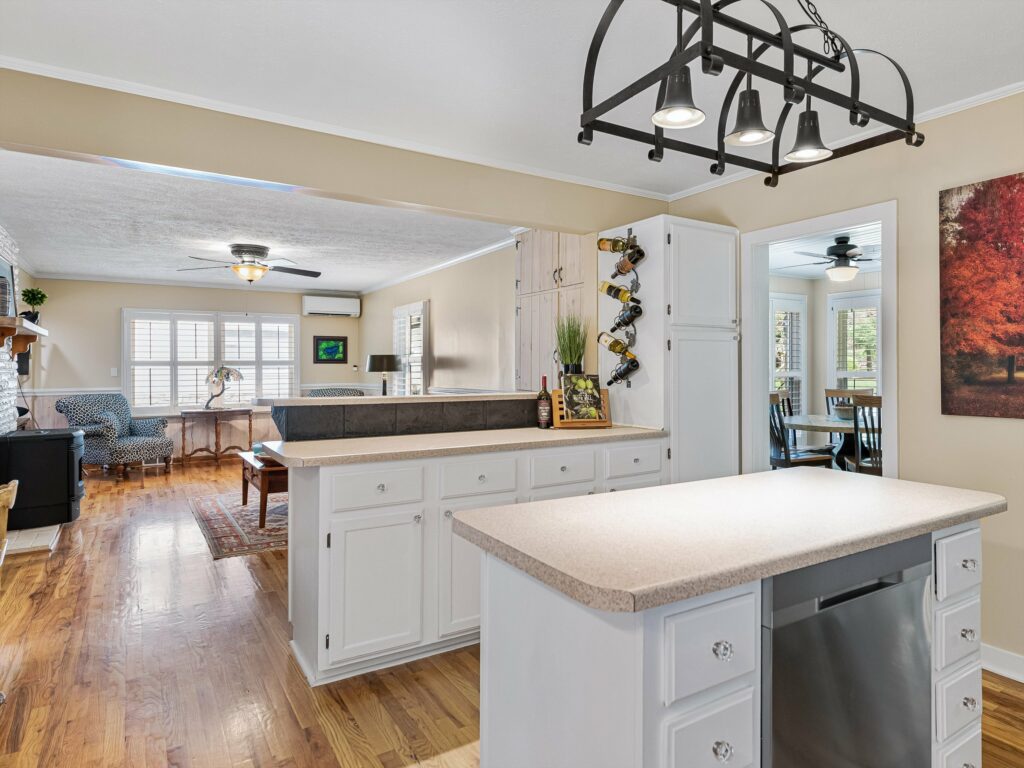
[560,465,568,472]
[413,514,422,524]
[963,763,977,768]
[712,640,735,662]
[711,740,734,762]
[376,483,386,493]
[558,266,564,283]
[478,474,487,483]
[444,510,453,519]
[961,696,978,712]
[961,627,977,642]
[552,268,558,285]
[632,457,640,464]
[961,558,978,572]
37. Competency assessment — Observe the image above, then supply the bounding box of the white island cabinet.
[263,426,668,686]
[455,469,1005,768]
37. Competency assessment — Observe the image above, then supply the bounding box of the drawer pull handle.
[632,457,640,464]
[560,466,568,472]
[376,483,386,493]
[961,696,978,712]
[413,514,422,524]
[963,763,977,768]
[444,510,453,519]
[961,628,977,642]
[711,740,734,762]
[478,474,487,483]
[711,640,734,662]
[961,558,978,572]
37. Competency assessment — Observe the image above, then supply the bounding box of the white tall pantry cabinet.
[597,215,740,483]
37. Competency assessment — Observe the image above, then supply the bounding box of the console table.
[180,408,254,465]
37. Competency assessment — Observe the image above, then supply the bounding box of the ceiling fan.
[779,236,879,282]
[177,243,322,284]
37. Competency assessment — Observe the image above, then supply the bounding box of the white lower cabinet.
[664,688,755,768]
[438,493,517,638]
[326,508,424,665]
[939,723,981,768]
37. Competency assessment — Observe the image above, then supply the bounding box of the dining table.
[783,413,872,468]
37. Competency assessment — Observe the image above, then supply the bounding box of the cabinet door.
[438,492,518,638]
[558,284,583,321]
[670,328,740,482]
[516,231,534,295]
[670,222,738,329]
[531,290,558,390]
[558,233,585,286]
[327,509,424,665]
[533,230,560,293]
[516,293,535,391]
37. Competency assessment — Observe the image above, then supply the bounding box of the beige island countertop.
[453,468,1006,612]
[261,425,665,467]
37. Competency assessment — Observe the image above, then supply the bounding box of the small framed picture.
[0,258,14,317]
[313,336,348,364]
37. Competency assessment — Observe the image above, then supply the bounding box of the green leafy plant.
[21,287,47,309]
[555,313,587,366]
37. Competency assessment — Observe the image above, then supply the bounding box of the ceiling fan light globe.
[651,68,705,129]
[231,262,269,283]
[826,264,859,282]
[724,89,775,147]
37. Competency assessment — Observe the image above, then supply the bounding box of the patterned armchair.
[307,387,365,397]
[55,393,174,474]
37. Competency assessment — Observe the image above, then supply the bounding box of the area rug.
[188,492,288,559]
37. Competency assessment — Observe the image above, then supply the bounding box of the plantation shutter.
[220,318,258,404]
[770,295,806,414]
[128,314,172,408]
[830,293,881,391]
[260,321,296,398]
[175,317,215,407]
[392,301,430,396]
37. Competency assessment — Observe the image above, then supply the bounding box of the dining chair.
[772,390,834,456]
[768,402,834,470]
[844,394,882,475]
[824,388,862,445]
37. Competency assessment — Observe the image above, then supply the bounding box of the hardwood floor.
[0,463,1021,767]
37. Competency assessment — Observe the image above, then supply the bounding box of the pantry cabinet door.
[669,221,738,329]
[558,233,585,286]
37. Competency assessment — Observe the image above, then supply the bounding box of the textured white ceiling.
[0,0,1021,198]
[769,220,881,279]
[0,150,515,292]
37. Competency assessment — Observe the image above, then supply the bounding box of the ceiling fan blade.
[269,266,322,278]
[794,251,830,259]
[776,261,831,269]
[176,265,232,272]
[852,258,877,262]
[188,255,235,264]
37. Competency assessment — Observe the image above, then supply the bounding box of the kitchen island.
[261,425,668,685]
[454,468,1006,768]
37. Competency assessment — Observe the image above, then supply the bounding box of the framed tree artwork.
[939,171,1023,419]
[313,336,348,364]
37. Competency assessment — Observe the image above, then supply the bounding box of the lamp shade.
[365,354,402,373]
[651,68,705,129]
[826,264,860,282]
[724,89,774,147]
[784,109,832,163]
[231,262,269,283]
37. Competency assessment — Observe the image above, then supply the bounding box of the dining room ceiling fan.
[177,243,322,284]
[780,235,878,282]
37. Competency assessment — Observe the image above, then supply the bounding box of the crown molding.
[359,236,517,295]
[0,56,670,203]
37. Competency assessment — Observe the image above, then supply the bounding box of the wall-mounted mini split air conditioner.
[302,295,361,317]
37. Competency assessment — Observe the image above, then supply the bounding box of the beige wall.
[25,278,361,391]
[673,93,1024,656]
[359,246,516,391]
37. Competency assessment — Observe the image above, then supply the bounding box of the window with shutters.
[123,310,298,412]
[828,291,881,392]
[392,301,430,396]
[769,294,807,414]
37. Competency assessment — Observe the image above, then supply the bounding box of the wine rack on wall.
[597,229,645,388]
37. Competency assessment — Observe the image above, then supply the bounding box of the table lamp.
[365,354,402,396]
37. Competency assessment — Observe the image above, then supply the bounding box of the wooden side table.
[180,408,254,465]
[239,451,288,528]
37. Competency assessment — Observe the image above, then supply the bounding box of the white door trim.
[740,201,898,477]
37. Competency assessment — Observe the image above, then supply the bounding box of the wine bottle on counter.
[599,280,641,305]
[607,357,641,386]
[597,237,629,253]
[537,375,553,429]
[610,303,643,331]
[597,331,633,356]
[609,246,646,278]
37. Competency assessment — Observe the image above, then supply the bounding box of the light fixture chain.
[797,0,841,58]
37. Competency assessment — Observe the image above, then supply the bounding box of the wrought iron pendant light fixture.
[578,0,925,188]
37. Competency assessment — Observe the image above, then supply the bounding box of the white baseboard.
[982,643,1024,683]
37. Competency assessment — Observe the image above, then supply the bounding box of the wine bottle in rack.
[607,357,641,386]
[610,246,646,277]
[610,303,643,331]
[598,280,641,305]
[597,331,633,356]
[597,237,629,253]
[536,375,552,429]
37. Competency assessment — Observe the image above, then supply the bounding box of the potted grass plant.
[555,313,587,375]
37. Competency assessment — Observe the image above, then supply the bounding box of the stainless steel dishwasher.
[762,535,933,768]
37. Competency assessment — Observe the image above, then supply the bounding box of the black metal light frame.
[578,0,925,187]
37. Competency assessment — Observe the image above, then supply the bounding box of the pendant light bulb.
[784,109,832,163]
[651,67,705,129]
[724,89,775,147]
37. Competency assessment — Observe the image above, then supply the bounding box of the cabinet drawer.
[605,443,662,479]
[663,592,757,706]
[530,450,595,488]
[936,597,981,670]
[441,457,517,499]
[331,466,424,511]
[936,662,982,742]
[939,722,981,768]
[607,475,662,493]
[665,688,754,768]
[935,529,982,602]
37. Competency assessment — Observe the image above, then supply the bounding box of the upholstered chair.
[55,393,174,477]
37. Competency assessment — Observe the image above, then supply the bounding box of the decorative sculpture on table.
[205,366,244,410]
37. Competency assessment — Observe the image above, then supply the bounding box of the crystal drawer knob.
[961,558,978,572]
[376,483,386,493]
[712,640,734,662]
[478,474,487,483]
[961,628,977,642]
[712,740,733,762]
[444,510,453,519]
[961,696,978,712]
[560,465,568,472]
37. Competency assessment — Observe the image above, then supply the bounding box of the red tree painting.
[940,171,1024,418]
